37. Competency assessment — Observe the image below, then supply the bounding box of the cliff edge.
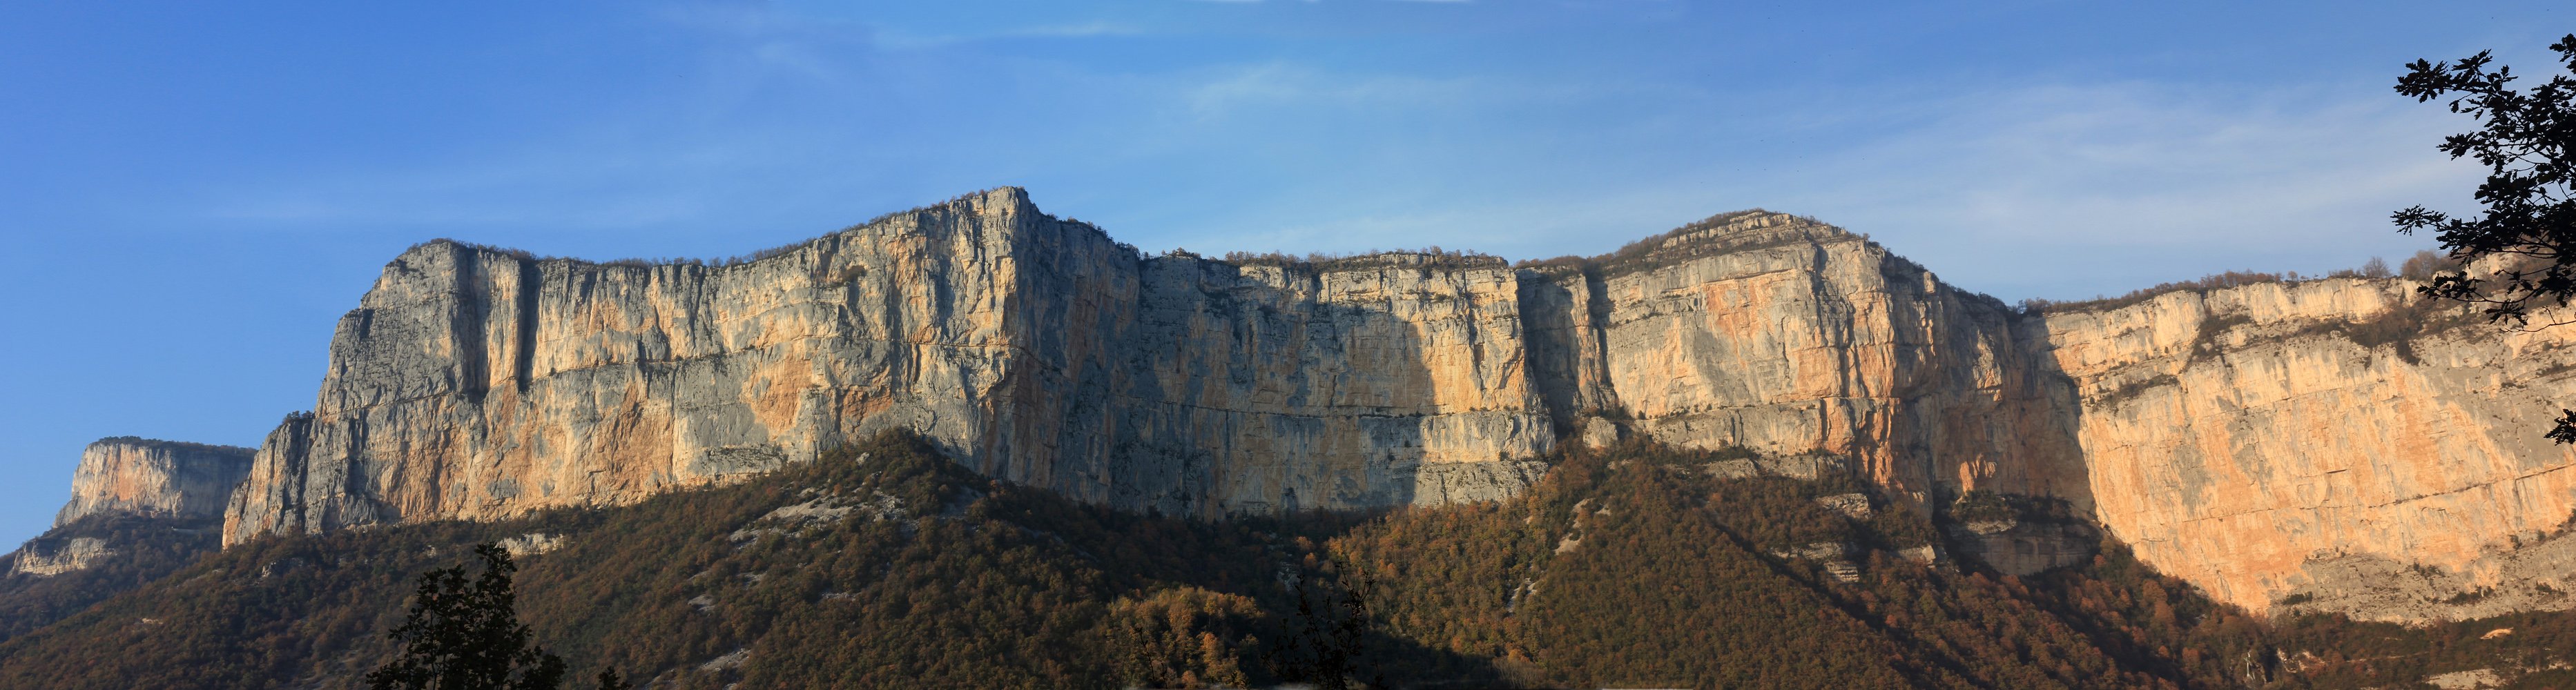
[211,188,2576,622]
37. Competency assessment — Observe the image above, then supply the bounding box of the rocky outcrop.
[9,538,112,578]
[57,437,254,526]
[210,187,2576,622]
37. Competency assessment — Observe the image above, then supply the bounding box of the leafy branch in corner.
[2393,34,2576,443]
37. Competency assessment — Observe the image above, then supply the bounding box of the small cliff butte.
[217,188,2576,622]
[57,437,255,526]
[10,538,112,578]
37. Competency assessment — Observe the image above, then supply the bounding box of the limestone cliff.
[211,188,2576,622]
[57,437,254,526]
[2031,279,2576,620]
[225,189,1549,545]
[6,437,240,604]
[1522,211,2088,507]
[10,538,111,578]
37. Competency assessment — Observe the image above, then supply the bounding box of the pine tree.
[366,542,626,690]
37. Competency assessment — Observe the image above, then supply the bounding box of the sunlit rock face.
[224,188,1553,546]
[2032,279,2576,621]
[215,188,2576,622]
[57,438,254,526]
[1528,211,2091,507]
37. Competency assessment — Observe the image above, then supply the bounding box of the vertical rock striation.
[209,188,2576,621]
[224,189,1551,545]
[1527,212,2089,507]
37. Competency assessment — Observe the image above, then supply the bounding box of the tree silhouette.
[2393,34,2576,442]
[366,542,622,690]
[1274,566,1382,690]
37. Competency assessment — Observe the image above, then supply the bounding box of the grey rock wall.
[57,437,254,526]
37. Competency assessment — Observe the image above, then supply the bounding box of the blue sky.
[0,1,2566,546]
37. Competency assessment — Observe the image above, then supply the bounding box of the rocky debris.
[258,557,306,580]
[1505,577,1540,614]
[1898,545,1943,565]
[727,491,908,546]
[58,438,253,526]
[698,649,748,673]
[2269,543,2576,624]
[1768,542,1865,583]
[2424,667,2504,689]
[1815,493,1872,520]
[1704,455,1852,482]
[1946,518,2097,577]
[728,491,912,546]
[1578,417,1620,448]
[1771,542,1859,561]
[10,538,114,577]
[496,533,565,558]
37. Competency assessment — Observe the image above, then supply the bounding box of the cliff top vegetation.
[1213,247,1507,273]
[1511,209,1889,282]
[2019,250,2462,315]
[396,188,1144,274]
[86,437,254,456]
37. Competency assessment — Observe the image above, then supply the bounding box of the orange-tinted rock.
[225,189,1551,545]
[57,437,253,526]
[211,190,2576,622]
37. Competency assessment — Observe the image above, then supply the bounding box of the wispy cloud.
[872,20,1153,49]
[1137,74,2484,301]
[1752,81,2481,297]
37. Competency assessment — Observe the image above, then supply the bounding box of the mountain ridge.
[21,185,2540,624]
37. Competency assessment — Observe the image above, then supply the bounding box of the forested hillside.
[3,431,2572,688]
[0,513,222,643]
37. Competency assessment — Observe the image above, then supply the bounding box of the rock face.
[57,437,255,526]
[10,538,112,578]
[224,189,1551,546]
[2032,279,2576,620]
[1523,213,2089,509]
[214,188,2576,622]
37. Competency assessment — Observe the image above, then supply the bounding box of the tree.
[367,543,623,690]
[1273,567,1382,690]
[2393,34,2576,442]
